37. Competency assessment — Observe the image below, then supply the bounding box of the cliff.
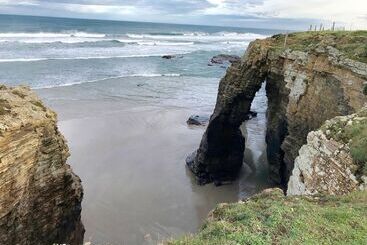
[187,31,367,186]
[0,85,84,244]
[169,188,367,245]
[288,107,367,195]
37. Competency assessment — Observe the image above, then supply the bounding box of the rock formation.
[288,107,367,195]
[187,32,367,186]
[187,114,210,126]
[210,54,241,65]
[0,85,84,244]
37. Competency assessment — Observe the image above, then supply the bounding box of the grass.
[168,189,367,245]
[268,31,367,63]
[322,108,367,178]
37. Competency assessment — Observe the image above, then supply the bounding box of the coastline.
[33,73,271,244]
[37,83,239,244]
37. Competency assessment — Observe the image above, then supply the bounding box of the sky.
[0,0,366,30]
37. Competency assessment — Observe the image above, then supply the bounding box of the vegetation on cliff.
[271,31,367,63]
[169,189,367,245]
[322,107,367,178]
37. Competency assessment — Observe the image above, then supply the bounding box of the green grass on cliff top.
[168,189,367,245]
[270,31,367,63]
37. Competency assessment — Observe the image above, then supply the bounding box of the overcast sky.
[0,0,366,30]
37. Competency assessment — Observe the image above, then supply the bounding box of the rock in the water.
[187,114,209,126]
[162,55,176,59]
[244,111,257,120]
[287,107,367,196]
[186,151,197,169]
[210,54,241,65]
[0,85,84,245]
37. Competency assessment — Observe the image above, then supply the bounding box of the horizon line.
[0,13,288,33]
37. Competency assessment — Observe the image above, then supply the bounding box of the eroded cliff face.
[287,107,367,195]
[0,85,84,244]
[187,32,367,186]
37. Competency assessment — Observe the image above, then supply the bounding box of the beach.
[35,78,269,244]
[1,15,274,244]
[37,81,239,244]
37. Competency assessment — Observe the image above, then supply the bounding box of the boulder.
[244,111,257,120]
[210,54,241,65]
[187,114,209,126]
[162,55,176,59]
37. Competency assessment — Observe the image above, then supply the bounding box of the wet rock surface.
[0,85,84,245]
[162,55,176,59]
[244,111,257,120]
[210,54,241,65]
[162,55,183,59]
[187,114,210,126]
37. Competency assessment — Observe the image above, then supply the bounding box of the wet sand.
[37,90,238,244]
[37,81,269,245]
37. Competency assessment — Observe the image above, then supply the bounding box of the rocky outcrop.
[187,32,367,186]
[288,107,367,195]
[210,54,241,65]
[0,85,84,244]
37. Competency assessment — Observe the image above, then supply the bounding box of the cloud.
[0,0,366,30]
[0,0,39,5]
[202,0,367,29]
[62,4,138,15]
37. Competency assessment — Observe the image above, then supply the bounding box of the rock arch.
[187,34,367,187]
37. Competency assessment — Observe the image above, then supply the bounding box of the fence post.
[284,32,288,48]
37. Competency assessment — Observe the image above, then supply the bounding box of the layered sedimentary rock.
[187,32,367,185]
[0,85,84,244]
[288,107,367,195]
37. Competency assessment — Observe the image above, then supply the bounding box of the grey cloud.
[0,0,329,30]
[29,0,215,13]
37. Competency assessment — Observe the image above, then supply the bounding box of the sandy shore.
[37,85,240,244]
[36,80,269,245]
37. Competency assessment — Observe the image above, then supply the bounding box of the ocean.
[0,14,276,245]
[0,14,278,110]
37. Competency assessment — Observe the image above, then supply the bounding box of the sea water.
[0,14,276,110]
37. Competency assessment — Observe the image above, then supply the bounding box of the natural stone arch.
[186,41,269,185]
[187,33,367,187]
